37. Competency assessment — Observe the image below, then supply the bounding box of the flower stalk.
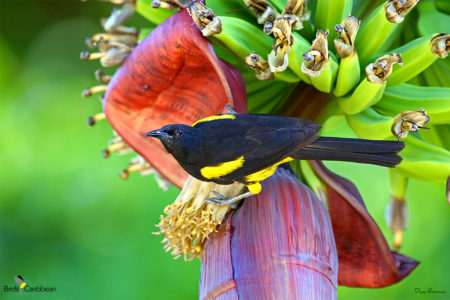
[386,169,409,248]
[200,168,338,299]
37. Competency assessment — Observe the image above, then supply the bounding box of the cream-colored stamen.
[80,51,105,60]
[81,40,133,66]
[268,16,295,73]
[103,3,135,32]
[118,155,170,189]
[244,0,278,25]
[95,69,112,84]
[152,0,193,10]
[187,2,221,36]
[120,156,152,179]
[101,47,132,67]
[391,108,430,139]
[385,0,418,23]
[86,32,137,48]
[282,0,310,30]
[431,33,449,58]
[301,30,329,77]
[155,176,246,260]
[102,137,132,158]
[87,112,106,126]
[385,196,409,249]
[334,16,361,58]
[366,52,403,84]
[245,52,274,80]
[82,85,108,98]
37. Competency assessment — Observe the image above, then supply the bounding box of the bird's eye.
[174,129,183,137]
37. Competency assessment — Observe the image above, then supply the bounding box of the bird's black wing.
[194,114,321,180]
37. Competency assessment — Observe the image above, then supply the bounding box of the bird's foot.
[205,191,253,208]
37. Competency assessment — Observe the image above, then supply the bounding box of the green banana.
[435,0,450,14]
[333,15,362,96]
[287,32,313,84]
[433,125,450,151]
[247,81,295,114]
[296,29,335,89]
[309,55,339,93]
[352,0,385,20]
[386,35,438,86]
[244,72,274,93]
[418,1,450,36]
[386,168,409,249]
[136,0,175,25]
[389,169,408,200]
[355,3,396,65]
[333,54,361,97]
[396,135,450,183]
[315,0,353,44]
[289,159,328,208]
[423,55,450,88]
[345,107,393,140]
[298,160,328,207]
[375,84,450,124]
[213,16,300,83]
[338,78,386,115]
[207,0,255,23]
[213,17,273,55]
[420,124,447,149]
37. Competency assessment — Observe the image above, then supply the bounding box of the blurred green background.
[0,0,448,299]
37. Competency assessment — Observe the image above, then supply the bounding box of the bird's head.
[145,124,199,156]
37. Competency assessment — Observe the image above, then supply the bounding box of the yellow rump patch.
[200,155,245,179]
[247,182,262,194]
[192,114,236,126]
[245,157,293,194]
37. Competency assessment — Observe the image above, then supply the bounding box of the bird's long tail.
[292,137,405,167]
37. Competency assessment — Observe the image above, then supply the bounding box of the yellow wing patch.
[192,114,236,126]
[200,155,245,179]
[245,157,293,193]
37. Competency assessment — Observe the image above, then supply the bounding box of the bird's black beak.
[145,129,169,139]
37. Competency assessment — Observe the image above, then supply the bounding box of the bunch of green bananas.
[84,0,449,247]
[139,4,448,174]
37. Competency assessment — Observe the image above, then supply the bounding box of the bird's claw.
[205,191,238,209]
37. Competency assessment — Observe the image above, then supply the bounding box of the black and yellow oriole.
[146,108,404,206]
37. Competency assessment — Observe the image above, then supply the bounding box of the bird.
[146,106,404,207]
